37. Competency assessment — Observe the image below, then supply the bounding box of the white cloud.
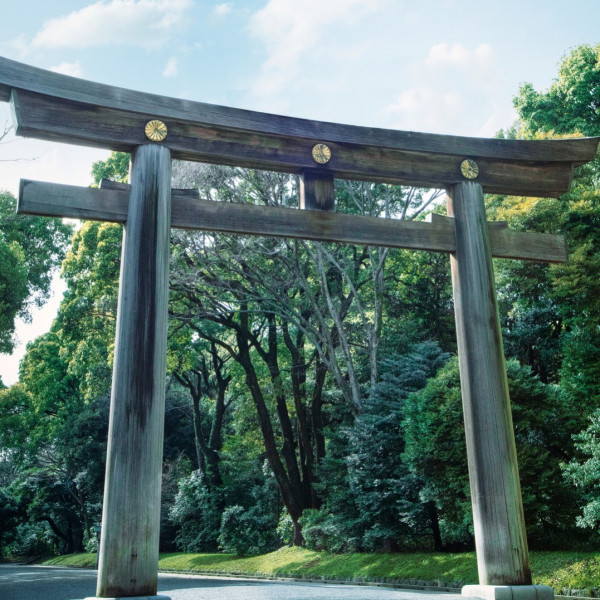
[32,0,193,49]
[476,103,518,138]
[425,42,494,70]
[163,56,178,77]
[214,2,233,16]
[390,88,463,116]
[248,0,381,98]
[383,42,502,136]
[384,86,466,133]
[50,61,84,78]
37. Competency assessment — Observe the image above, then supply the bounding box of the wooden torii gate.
[1,56,598,600]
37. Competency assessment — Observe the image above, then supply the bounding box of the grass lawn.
[43,548,600,595]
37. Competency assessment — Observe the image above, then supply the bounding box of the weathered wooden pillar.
[448,182,550,600]
[92,144,172,600]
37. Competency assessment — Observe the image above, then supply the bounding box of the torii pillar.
[449,181,546,600]
[95,145,172,599]
[1,55,598,600]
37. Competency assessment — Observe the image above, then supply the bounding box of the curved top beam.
[1,56,598,196]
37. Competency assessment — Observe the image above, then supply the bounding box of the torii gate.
[1,56,598,600]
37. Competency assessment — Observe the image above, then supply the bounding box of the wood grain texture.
[96,145,171,598]
[17,179,196,223]
[18,179,567,263]
[429,213,567,263]
[4,58,599,196]
[0,55,597,163]
[6,88,581,197]
[448,181,531,586]
[429,214,508,229]
[299,172,335,211]
[489,227,567,263]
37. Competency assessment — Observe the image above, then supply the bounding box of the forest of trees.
[1,43,600,558]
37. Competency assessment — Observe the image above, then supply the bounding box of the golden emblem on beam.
[312,143,332,164]
[145,120,168,142]
[460,159,479,180]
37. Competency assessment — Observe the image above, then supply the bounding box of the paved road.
[0,564,468,600]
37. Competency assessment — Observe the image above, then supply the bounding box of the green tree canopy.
[491,43,600,409]
[403,358,583,549]
[91,152,129,186]
[514,44,600,137]
[0,191,72,355]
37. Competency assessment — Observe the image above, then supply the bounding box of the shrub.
[299,509,359,553]
[169,471,221,552]
[5,522,55,557]
[218,505,279,556]
[276,510,294,546]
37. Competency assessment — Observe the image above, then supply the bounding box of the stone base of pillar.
[462,585,554,600]
[84,596,171,600]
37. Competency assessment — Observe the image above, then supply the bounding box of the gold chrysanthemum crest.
[145,120,168,142]
[460,159,479,180]
[312,143,332,164]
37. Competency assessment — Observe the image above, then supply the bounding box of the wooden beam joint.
[299,171,335,211]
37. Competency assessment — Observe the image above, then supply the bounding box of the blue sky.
[0,0,599,384]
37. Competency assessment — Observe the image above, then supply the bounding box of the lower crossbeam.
[18,178,567,263]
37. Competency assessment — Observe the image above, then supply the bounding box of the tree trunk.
[425,500,443,552]
[236,328,304,527]
[282,322,317,507]
[190,387,207,474]
[312,353,327,465]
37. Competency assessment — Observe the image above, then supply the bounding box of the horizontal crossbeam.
[18,179,567,263]
[1,57,598,197]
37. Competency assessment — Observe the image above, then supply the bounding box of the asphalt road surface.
[0,564,469,600]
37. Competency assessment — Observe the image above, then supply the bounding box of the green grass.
[42,548,600,594]
[157,546,478,584]
[44,553,97,568]
[531,552,600,595]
